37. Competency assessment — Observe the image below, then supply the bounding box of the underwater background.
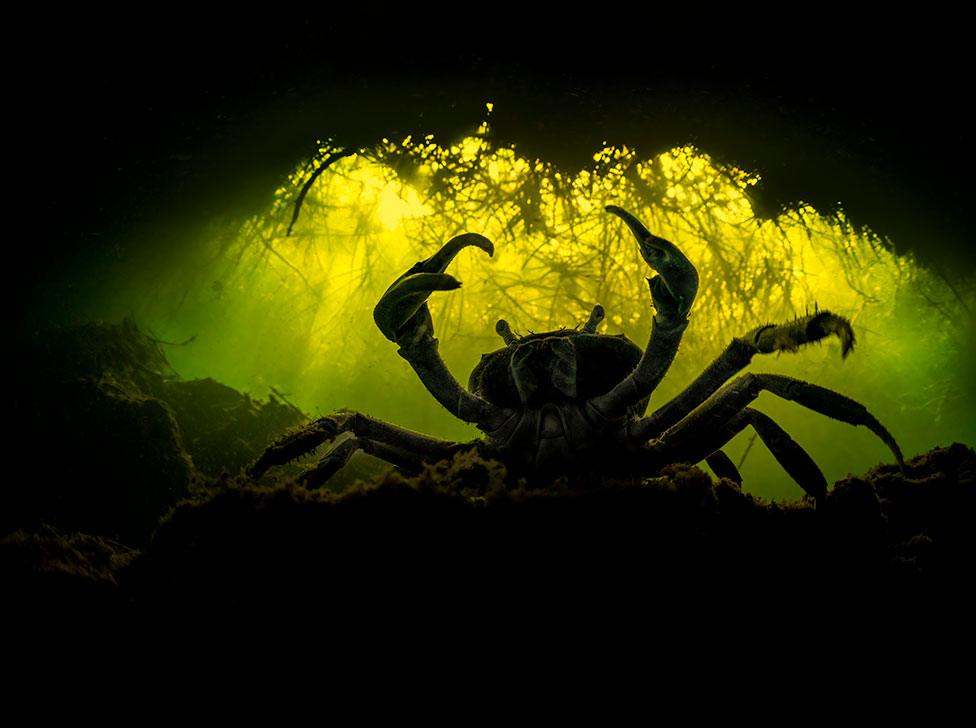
[28,110,974,502]
[7,17,974,616]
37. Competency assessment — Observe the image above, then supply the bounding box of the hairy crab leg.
[373,234,514,433]
[587,206,699,421]
[631,311,858,442]
[330,411,466,456]
[652,372,904,472]
[704,450,742,485]
[248,410,464,481]
[248,416,339,479]
[666,408,829,500]
[299,436,449,489]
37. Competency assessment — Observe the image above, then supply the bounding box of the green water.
[46,126,976,500]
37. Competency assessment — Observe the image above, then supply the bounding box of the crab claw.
[606,205,699,319]
[374,233,494,344]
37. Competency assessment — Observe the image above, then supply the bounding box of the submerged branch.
[260,233,317,294]
[932,264,973,316]
[146,333,197,347]
[287,146,358,236]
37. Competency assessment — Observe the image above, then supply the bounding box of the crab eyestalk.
[583,304,605,334]
[496,319,518,346]
[605,205,699,320]
[373,233,494,345]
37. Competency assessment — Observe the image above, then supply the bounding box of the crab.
[249,205,904,500]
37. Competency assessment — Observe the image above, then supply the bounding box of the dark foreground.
[4,321,974,628]
[3,443,973,622]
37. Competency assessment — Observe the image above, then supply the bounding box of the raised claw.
[606,205,699,319]
[373,233,494,344]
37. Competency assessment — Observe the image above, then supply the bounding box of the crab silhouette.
[249,206,903,499]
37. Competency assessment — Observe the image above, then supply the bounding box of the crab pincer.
[373,233,494,346]
[606,205,699,320]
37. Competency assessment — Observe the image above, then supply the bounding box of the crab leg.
[299,437,444,489]
[653,372,904,469]
[248,416,338,479]
[659,407,830,500]
[704,450,742,485]
[248,410,466,483]
[373,234,514,433]
[630,311,858,442]
[587,206,699,421]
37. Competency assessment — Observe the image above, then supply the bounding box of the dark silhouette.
[250,206,902,500]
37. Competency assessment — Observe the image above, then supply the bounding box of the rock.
[6,319,305,545]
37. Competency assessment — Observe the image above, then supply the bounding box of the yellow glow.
[184,114,972,499]
[376,182,430,230]
[262,135,907,358]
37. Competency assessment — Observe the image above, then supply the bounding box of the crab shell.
[468,329,649,416]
